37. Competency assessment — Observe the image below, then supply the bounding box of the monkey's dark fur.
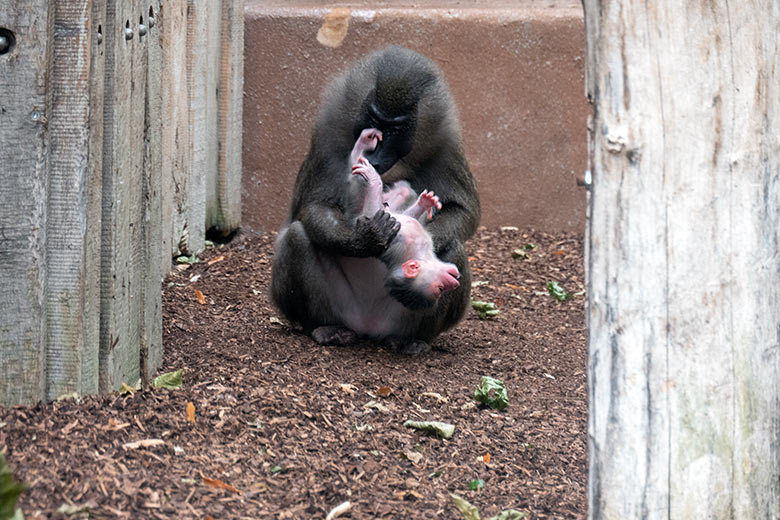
[271,46,481,354]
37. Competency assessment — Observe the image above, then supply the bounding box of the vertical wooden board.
[83,0,107,397]
[46,0,105,401]
[187,0,220,249]
[158,0,191,265]
[585,1,780,518]
[140,0,163,381]
[211,0,244,233]
[100,0,147,392]
[0,2,53,406]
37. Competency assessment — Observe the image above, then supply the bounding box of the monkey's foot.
[350,128,383,163]
[383,337,431,355]
[311,326,359,347]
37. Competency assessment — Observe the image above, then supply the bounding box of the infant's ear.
[401,260,421,278]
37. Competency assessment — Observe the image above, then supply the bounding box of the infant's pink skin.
[350,128,383,165]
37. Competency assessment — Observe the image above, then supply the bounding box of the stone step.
[243,1,589,233]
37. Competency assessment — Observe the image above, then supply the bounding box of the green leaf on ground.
[468,479,484,491]
[56,502,95,516]
[451,493,526,520]
[175,255,199,265]
[547,281,571,301]
[403,420,455,439]
[450,494,480,520]
[489,510,526,520]
[471,300,499,320]
[153,369,183,389]
[473,376,509,411]
[0,453,27,520]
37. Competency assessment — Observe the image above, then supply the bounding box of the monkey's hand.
[350,128,383,164]
[352,209,401,256]
[416,190,442,220]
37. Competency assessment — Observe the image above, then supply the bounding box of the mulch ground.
[1,226,587,519]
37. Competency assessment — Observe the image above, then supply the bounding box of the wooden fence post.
[0,0,242,405]
[46,0,106,400]
[141,0,164,381]
[584,1,780,517]
[99,0,162,392]
[159,0,193,270]
[0,2,54,405]
[212,0,244,233]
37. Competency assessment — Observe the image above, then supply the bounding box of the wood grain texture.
[197,0,222,235]
[584,1,780,517]
[212,0,244,233]
[180,0,220,257]
[99,0,147,391]
[140,0,163,382]
[159,0,193,264]
[0,2,53,406]
[45,0,105,400]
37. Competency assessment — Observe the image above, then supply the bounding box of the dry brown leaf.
[61,419,79,435]
[186,401,195,423]
[207,255,225,266]
[402,450,423,464]
[339,383,357,394]
[194,289,206,305]
[122,439,164,450]
[317,8,350,48]
[106,419,130,431]
[201,471,241,494]
[376,386,392,398]
[420,392,448,403]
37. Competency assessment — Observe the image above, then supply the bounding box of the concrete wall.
[243,1,590,233]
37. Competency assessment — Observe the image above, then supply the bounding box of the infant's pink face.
[401,259,460,300]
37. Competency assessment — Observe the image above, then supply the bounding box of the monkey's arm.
[298,202,401,258]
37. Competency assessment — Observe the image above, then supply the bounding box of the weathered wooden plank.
[159,0,192,267]
[45,0,105,401]
[210,0,244,233]
[140,0,163,381]
[585,1,780,517]
[187,0,221,250]
[82,0,108,396]
[100,0,148,391]
[0,2,53,406]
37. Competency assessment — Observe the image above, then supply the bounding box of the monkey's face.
[354,99,416,175]
[385,259,460,310]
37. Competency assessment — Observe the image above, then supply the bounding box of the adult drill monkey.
[271,45,481,354]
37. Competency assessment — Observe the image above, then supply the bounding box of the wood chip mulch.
[1,226,586,519]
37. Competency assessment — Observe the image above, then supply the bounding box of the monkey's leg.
[383,181,416,212]
[311,326,359,347]
[271,221,334,330]
[272,222,360,347]
[350,128,383,164]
